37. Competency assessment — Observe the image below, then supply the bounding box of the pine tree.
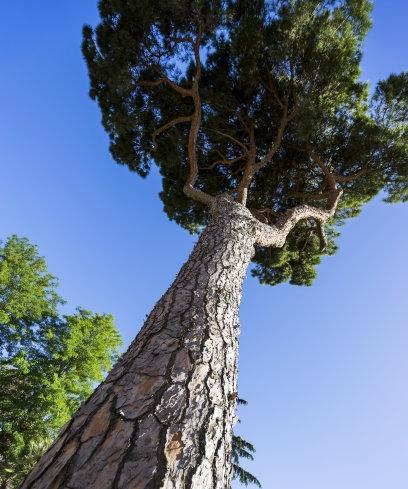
[21,1,407,488]
[232,399,261,488]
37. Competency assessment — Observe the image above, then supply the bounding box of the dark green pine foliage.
[82,0,408,286]
[0,236,122,489]
[232,398,262,487]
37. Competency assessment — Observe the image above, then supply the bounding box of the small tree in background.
[0,236,122,489]
[232,436,260,488]
[232,399,261,488]
[21,1,407,487]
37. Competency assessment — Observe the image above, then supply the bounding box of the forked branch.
[202,151,247,171]
[139,22,213,206]
[235,102,295,206]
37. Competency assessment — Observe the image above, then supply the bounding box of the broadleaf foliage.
[0,236,122,488]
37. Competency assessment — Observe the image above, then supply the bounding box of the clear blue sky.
[1,2,407,488]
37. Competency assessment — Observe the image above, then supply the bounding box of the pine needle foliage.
[82,0,407,286]
[232,398,262,487]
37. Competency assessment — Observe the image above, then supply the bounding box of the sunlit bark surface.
[20,198,261,489]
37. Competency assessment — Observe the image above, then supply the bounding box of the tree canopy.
[82,0,407,285]
[0,235,122,488]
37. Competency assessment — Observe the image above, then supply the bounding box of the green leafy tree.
[0,439,51,489]
[22,2,407,488]
[0,236,122,489]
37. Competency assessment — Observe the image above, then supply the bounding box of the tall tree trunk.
[20,197,259,489]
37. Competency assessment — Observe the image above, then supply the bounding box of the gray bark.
[19,193,340,489]
[20,197,261,489]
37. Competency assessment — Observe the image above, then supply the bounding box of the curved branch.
[152,115,192,150]
[138,77,192,98]
[202,152,247,170]
[183,22,214,206]
[205,128,249,152]
[252,105,289,173]
[308,150,337,190]
[139,23,213,206]
[255,189,342,247]
[334,165,369,182]
[236,120,257,205]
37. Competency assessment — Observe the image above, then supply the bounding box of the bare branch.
[192,21,202,82]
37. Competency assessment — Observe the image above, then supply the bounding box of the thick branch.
[255,189,342,247]
[183,22,214,205]
[308,150,337,190]
[139,24,213,206]
[236,120,257,205]
[252,142,364,247]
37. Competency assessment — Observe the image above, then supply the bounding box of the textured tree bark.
[20,197,261,489]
